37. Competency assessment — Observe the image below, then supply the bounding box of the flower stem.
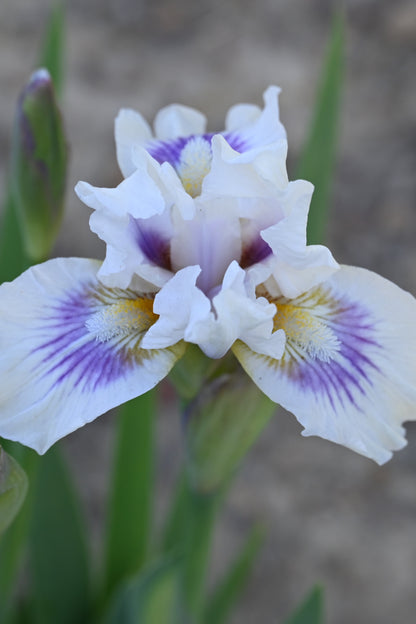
[179,482,219,624]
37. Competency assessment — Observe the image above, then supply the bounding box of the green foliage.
[283,586,324,624]
[296,13,344,245]
[103,391,156,596]
[161,475,188,554]
[0,190,30,284]
[28,446,91,624]
[37,3,65,99]
[179,487,219,621]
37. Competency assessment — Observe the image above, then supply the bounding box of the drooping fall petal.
[0,258,184,453]
[233,266,416,463]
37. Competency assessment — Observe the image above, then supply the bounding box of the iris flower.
[0,86,415,464]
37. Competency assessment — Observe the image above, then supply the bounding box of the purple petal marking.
[130,217,172,270]
[240,236,272,268]
[147,136,189,166]
[275,290,382,412]
[32,283,156,393]
[146,132,249,167]
[222,131,250,153]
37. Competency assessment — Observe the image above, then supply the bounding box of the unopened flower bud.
[185,374,275,493]
[11,68,67,260]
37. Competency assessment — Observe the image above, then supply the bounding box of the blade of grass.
[162,476,223,622]
[296,12,344,245]
[103,391,156,596]
[180,486,219,622]
[29,446,90,624]
[204,525,265,624]
[283,586,324,624]
[0,190,30,284]
[37,2,65,99]
[161,472,188,554]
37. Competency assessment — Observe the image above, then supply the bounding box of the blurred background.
[1,0,416,622]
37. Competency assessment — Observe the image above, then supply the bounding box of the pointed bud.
[169,344,225,401]
[10,68,67,260]
[185,374,276,493]
[0,446,28,534]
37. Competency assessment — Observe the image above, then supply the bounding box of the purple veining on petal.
[147,136,189,166]
[31,283,155,394]
[146,131,249,167]
[240,236,272,268]
[277,290,382,412]
[129,216,172,270]
[222,131,250,153]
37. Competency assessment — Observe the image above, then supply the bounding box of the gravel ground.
[1,1,416,622]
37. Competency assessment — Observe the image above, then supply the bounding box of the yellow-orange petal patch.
[273,296,340,363]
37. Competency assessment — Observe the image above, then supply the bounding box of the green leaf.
[204,525,265,624]
[29,446,90,624]
[103,391,156,596]
[37,3,65,99]
[161,474,187,554]
[283,586,324,624]
[0,447,28,536]
[0,190,30,284]
[161,474,221,622]
[296,12,344,245]
[180,487,219,621]
[102,555,181,624]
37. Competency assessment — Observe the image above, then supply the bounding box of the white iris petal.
[234,266,416,464]
[0,258,183,453]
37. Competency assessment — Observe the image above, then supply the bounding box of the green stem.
[179,484,219,624]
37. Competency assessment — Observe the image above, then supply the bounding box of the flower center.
[274,302,340,362]
[176,136,212,197]
[86,297,158,342]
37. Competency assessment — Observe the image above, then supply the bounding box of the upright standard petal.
[0,258,184,453]
[115,108,153,177]
[233,266,416,464]
[224,86,286,151]
[153,104,207,140]
[112,86,288,194]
